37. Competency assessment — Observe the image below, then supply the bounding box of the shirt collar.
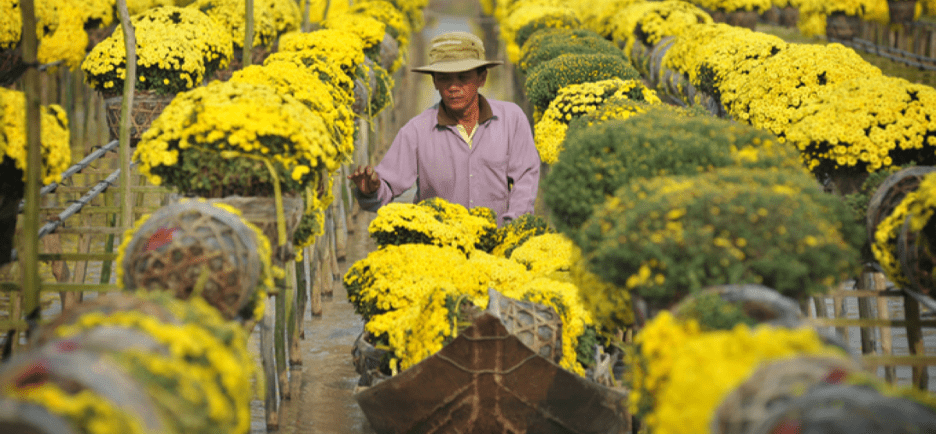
[437,94,494,127]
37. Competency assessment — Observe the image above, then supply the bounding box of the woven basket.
[196,195,305,269]
[712,356,863,434]
[826,12,862,40]
[866,166,936,247]
[121,201,264,320]
[672,284,804,329]
[103,91,175,145]
[33,293,181,346]
[888,0,916,24]
[897,215,936,295]
[486,287,563,363]
[779,6,799,27]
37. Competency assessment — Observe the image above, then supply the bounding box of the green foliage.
[575,325,600,368]
[493,214,553,258]
[469,206,500,253]
[672,291,757,331]
[515,13,582,49]
[543,111,802,234]
[518,28,622,75]
[524,53,640,112]
[577,167,860,310]
[150,144,305,198]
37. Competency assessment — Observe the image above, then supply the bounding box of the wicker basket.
[888,0,916,24]
[713,356,863,434]
[779,6,799,27]
[103,91,175,145]
[897,215,936,295]
[826,12,862,40]
[672,284,804,329]
[866,166,936,247]
[196,195,305,269]
[120,201,264,320]
[33,293,181,346]
[486,287,563,363]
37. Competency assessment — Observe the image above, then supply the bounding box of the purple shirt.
[356,94,540,226]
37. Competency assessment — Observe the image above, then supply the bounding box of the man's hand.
[348,165,381,195]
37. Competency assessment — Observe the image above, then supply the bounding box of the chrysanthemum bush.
[1,0,21,51]
[344,240,603,374]
[542,111,803,234]
[350,0,412,51]
[577,0,644,38]
[229,62,355,163]
[687,0,772,13]
[49,292,259,434]
[518,27,625,76]
[784,75,936,184]
[81,6,232,96]
[872,171,936,290]
[321,12,387,62]
[610,0,713,57]
[525,52,642,113]
[576,167,861,311]
[500,1,581,64]
[189,0,279,50]
[490,213,552,258]
[36,4,88,70]
[534,78,661,164]
[132,81,338,249]
[15,385,147,434]
[795,0,890,37]
[626,311,848,434]
[661,23,787,107]
[719,43,882,140]
[264,49,355,112]
[367,198,498,252]
[278,29,365,79]
[0,88,71,185]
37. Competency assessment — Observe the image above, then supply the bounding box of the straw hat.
[411,32,503,74]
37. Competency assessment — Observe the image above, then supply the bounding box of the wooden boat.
[354,312,630,434]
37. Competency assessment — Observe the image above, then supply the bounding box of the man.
[348,31,540,226]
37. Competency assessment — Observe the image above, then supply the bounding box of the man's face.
[432,69,487,113]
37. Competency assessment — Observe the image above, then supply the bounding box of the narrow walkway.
[250,211,377,434]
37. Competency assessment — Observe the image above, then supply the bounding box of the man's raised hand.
[348,165,381,195]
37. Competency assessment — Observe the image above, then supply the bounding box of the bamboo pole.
[873,272,896,383]
[857,272,875,354]
[20,0,41,322]
[244,0,254,68]
[115,0,135,235]
[903,295,929,390]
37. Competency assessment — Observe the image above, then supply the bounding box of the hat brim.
[411,59,504,74]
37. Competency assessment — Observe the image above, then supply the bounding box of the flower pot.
[103,90,175,145]
[826,12,862,40]
[199,195,305,269]
[888,0,916,25]
[120,201,265,321]
[726,10,759,30]
[762,6,781,25]
[780,6,799,27]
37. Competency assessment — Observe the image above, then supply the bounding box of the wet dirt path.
[252,211,378,434]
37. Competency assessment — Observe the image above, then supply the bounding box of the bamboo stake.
[20,0,41,322]
[115,0,135,233]
[244,0,254,68]
[873,272,896,383]
[857,272,875,354]
[904,295,929,390]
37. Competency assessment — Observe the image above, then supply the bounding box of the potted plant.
[132,80,339,262]
[81,5,232,142]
